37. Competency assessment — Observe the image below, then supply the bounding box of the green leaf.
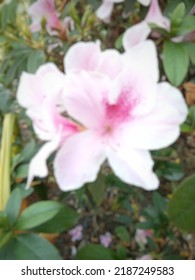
[136,221,154,230]
[178,16,195,36]
[183,105,195,131]
[15,201,62,230]
[0,84,13,113]
[152,192,167,214]
[0,1,17,30]
[0,240,16,260]
[180,123,194,133]
[114,226,130,243]
[87,176,106,206]
[170,2,185,23]
[168,174,195,232]
[5,188,22,225]
[163,41,189,86]
[0,231,12,248]
[0,212,9,228]
[13,233,61,260]
[115,245,127,260]
[12,140,38,172]
[76,244,114,260]
[32,206,79,233]
[115,34,123,50]
[15,164,29,179]
[165,0,194,16]
[161,162,184,181]
[27,50,46,73]
[20,140,37,162]
[187,43,195,65]
[188,105,195,128]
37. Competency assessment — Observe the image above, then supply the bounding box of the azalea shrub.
[0,0,195,260]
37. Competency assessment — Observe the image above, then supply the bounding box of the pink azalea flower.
[145,0,170,30]
[100,232,112,247]
[28,0,60,33]
[123,0,170,50]
[54,41,187,191]
[96,0,125,22]
[28,0,74,34]
[17,41,188,191]
[69,225,83,242]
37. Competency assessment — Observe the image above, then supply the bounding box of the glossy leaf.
[27,50,46,73]
[32,206,79,233]
[87,175,106,206]
[15,201,62,230]
[168,174,195,232]
[0,231,12,248]
[163,41,189,86]
[114,226,130,243]
[5,188,22,225]
[13,233,61,260]
[76,244,114,260]
[187,43,195,65]
[178,16,195,36]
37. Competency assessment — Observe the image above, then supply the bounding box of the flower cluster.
[96,0,164,23]
[17,34,187,192]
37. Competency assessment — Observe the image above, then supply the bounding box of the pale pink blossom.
[123,0,170,50]
[69,225,83,242]
[54,41,187,191]
[95,0,151,22]
[135,229,153,245]
[28,0,60,32]
[145,0,170,30]
[96,0,124,22]
[17,41,188,191]
[28,0,74,34]
[100,232,112,247]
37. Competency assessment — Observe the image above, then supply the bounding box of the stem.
[0,114,16,211]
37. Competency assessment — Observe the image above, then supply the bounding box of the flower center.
[103,90,136,136]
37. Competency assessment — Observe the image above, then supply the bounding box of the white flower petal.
[123,40,159,83]
[107,147,159,190]
[64,41,101,73]
[96,2,114,22]
[62,71,111,128]
[26,133,61,188]
[121,82,188,150]
[123,21,151,50]
[54,131,106,191]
